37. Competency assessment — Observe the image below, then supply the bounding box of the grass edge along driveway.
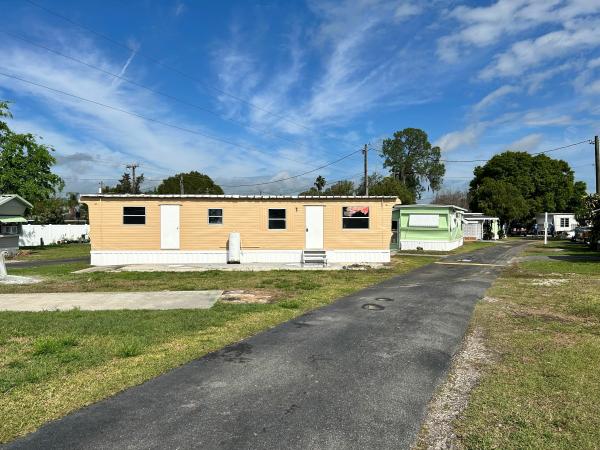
[453,241,600,449]
[0,255,435,443]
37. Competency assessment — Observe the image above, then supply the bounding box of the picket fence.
[18,224,89,247]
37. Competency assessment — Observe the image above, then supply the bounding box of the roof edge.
[393,204,468,212]
[0,194,33,208]
[80,194,400,200]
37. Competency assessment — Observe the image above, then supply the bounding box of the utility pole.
[179,174,185,195]
[595,135,600,194]
[363,144,369,196]
[126,163,139,194]
[98,181,104,194]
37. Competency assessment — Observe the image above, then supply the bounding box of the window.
[268,209,286,229]
[560,217,570,228]
[342,206,369,229]
[391,220,398,245]
[123,206,145,224]
[208,208,223,225]
[408,214,440,228]
[1,224,19,235]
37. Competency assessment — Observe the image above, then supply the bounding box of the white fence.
[19,224,89,247]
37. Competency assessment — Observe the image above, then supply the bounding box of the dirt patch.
[529,279,567,287]
[416,327,493,450]
[482,296,500,303]
[511,307,585,324]
[219,290,282,304]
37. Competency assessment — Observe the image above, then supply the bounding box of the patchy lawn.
[453,241,600,448]
[9,243,90,261]
[0,255,435,443]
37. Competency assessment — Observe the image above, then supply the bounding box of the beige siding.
[84,198,397,251]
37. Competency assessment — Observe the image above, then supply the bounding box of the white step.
[302,250,327,266]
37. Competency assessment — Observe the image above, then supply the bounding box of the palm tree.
[314,175,326,193]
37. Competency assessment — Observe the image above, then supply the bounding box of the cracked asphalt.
[5,241,526,450]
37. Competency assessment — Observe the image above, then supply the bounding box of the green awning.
[0,216,27,223]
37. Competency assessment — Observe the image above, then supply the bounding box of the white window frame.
[208,208,223,225]
[123,206,146,225]
[560,217,569,228]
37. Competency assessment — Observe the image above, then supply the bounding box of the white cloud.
[0,31,321,194]
[211,0,431,135]
[436,123,487,152]
[394,2,422,21]
[480,21,600,79]
[438,0,600,63]
[473,85,518,112]
[507,133,543,151]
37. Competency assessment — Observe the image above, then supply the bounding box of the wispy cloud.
[211,0,432,135]
[0,30,318,193]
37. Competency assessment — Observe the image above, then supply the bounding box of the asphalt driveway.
[6,242,526,450]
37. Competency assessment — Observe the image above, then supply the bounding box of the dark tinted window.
[208,208,223,224]
[123,206,146,225]
[268,209,286,229]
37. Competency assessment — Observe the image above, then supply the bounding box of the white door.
[160,204,180,249]
[305,206,324,249]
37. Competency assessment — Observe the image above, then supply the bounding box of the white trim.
[81,194,398,201]
[90,249,390,265]
[399,238,463,251]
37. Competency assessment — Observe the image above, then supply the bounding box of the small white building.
[535,213,578,233]
[463,212,499,240]
[0,194,32,255]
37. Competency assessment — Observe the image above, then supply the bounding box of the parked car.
[572,226,592,243]
[510,223,528,236]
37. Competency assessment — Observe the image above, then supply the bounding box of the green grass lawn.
[10,243,90,261]
[455,240,600,448]
[0,255,435,443]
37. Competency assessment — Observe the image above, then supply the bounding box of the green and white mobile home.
[391,204,466,251]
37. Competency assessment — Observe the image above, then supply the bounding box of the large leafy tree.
[156,171,223,195]
[469,178,529,224]
[356,172,415,203]
[325,180,355,196]
[380,128,445,199]
[469,151,586,221]
[0,101,64,203]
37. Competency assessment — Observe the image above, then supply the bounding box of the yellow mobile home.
[80,194,399,265]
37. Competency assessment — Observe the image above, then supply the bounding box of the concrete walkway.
[6,242,526,449]
[0,290,222,311]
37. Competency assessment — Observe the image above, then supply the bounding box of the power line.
[0,70,360,178]
[22,0,356,146]
[1,30,322,156]
[0,70,312,166]
[219,149,363,187]
[442,139,590,163]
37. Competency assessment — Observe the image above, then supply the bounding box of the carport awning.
[0,216,27,223]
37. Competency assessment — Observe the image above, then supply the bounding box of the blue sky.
[1,0,600,199]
